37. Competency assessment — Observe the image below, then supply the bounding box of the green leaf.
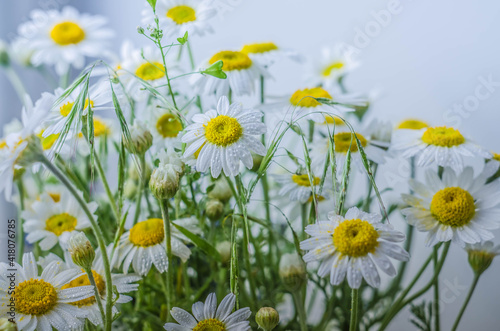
[146,0,157,11]
[201,60,227,79]
[177,31,189,45]
[171,222,222,262]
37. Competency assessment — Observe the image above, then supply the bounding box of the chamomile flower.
[192,50,267,98]
[309,45,360,89]
[182,96,266,177]
[391,126,490,173]
[22,192,96,250]
[300,207,409,288]
[401,164,500,247]
[148,105,184,152]
[275,172,325,204]
[164,293,251,331]
[240,42,303,67]
[142,0,217,37]
[17,6,113,75]
[0,252,94,331]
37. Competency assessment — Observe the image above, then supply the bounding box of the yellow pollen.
[14,279,58,315]
[193,318,226,331]
[61,270,105,307]
[322,62,345,77]
[59,99,94,117]
[50,21,85,45]
[290,87,332,108]
[333,219,379,257]
[292,174,320,187]
[156,113,183,138]
[334,132,367,153]
[204,115,243,147]
[430,187,476,227]
[209,51,252,71]
[241,42,278,54]
[45,213,77,236]
[421,126,465,147]
[135,62,165,81]
[129,218,165,247]
[166,5,197,25]
[397,119,429,130]
[322,115,344,126]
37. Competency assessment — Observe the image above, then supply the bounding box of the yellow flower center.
[334,132,367,153]
[61,270,105,307]
[135,62,164,81]
[193,318,226,331]
[37,130,60,151]
[289,87,332,108]
[166,5,197,25]
[322,62,345,77]
[204,115,243,147]
[45,213,77,236]
[209,51,252,71]
[59,100,94,117]
[129,218,165,247]
[0,139,6,149]
[49,192,61,202]
[333,219,379,257]
[156,113,183,138]
[430,187,476,227]
[50,22,85,46]
[322,115,344,126]
[397,119,429,130]
[292,174,320,187]
[421,126,465,147]
[241,42,278,54]
[93,117,110,137]
[14,279,58,315]
[492,153,500,162]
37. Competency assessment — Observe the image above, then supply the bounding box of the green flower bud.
[216,241,231,264]
[68,232,95,270]
[126,120,153,155]
[207,178,232,202]
[466,241,500,275]
[149,164,180,200]
[256,307,280,331]
[279,253,307,291]
[205,199,224,221]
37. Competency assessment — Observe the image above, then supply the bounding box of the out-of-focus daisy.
[148,105,184,152]
[275,172,326,204]
[142,0,217,37]
[391,126,490,173]
[240,42,303,67]
[17,6,113,75]
[22,192,96,250]
[164,292,251,331]
[396,118,429,130]
[182,96,266,177]
[401,165,500,247]
[192,50,267,97]
[309,45,360,89]
[300,207,409,288]
[0,252,93,331]
[465,241,500,275]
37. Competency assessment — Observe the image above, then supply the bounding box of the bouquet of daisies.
[1,1,500,331]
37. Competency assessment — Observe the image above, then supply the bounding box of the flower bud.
[466,242,500,275]
[157,149,185,176]
[126,120,153,155]
[149,164,180,200]
[255,307,280,331]
[128,163,152,182]
[68,232,95,270]
[279,253,307,291]
[207,178,232,202]
[205,199,224,221]
[216,241,231,264]
[251,152,264,172]
[16,134,44,167]
[124,179,138,199]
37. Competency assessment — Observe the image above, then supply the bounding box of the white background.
[1,0,500,329]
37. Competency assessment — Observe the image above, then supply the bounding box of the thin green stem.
[94,151,120,224]
[159,199,174,315]
[16,180,25,264]
[451,273,480,331]
[85,267,106,325]
[4,66,28,106]
[292,291,308,331]
[349,288,359,331]
[133,155,146,225]
[433,247,441,331]
[362,164,377,212]
[155,28,178,109]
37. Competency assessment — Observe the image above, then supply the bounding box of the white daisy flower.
[22,192,96,250]
[142,0,218,38]
[182,96,266,177]
[147,104,184,153]
[191,50,267,98]
[300,207,409,288]
[391,126,491,173]
[17,6,113,75]
[114,216,199,276]
[164,292,251,331]
[240,42,303,67]
[489,153,500,166]
[401,164,500,247]
[0,252,94,331]
[275,172,328,204]
[309,45,360,89]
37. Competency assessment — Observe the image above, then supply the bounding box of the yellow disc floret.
[45,213,78,236]
[193,318,226,331]
[93,117,110,137]
[430,187,476,227]
[39,132,60,151]
[292,174,320,187]
[397,119,429,130]
[241,42,278,54]
[421,126,465,147]
[333,219,379,257]
[322,62,344,77]
[322,115,344,126]
[492,153,500,162]
[209,51,252,71]
[59,100,94,117]
[290,87,332,108]
[50,22,85,45]
[166,5,197,25]
[135,62,165,81]
[156,113,183,138]
[129,218,165,247]
[204,115,243,147]
[61,270,105,307]
[334,132,367,153]
[14,279,58,315]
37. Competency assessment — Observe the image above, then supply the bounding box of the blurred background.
[1,0,500,329]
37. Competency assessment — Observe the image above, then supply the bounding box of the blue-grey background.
[1,0,500,330]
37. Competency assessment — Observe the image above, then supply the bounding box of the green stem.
[155,29,178,109]
[133,155,146,225]
[4,66,28,106]
[186,41,196,70]
[292,291,308,331]
[349,288,359,331]
[308,120,315,143]
[159,199,174,314]
[433,247,441,331]
[16,180,25,264]
[85,267,106,325]
[94,151,120,224]
[362,164,377,212]
[451,274,480,331]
